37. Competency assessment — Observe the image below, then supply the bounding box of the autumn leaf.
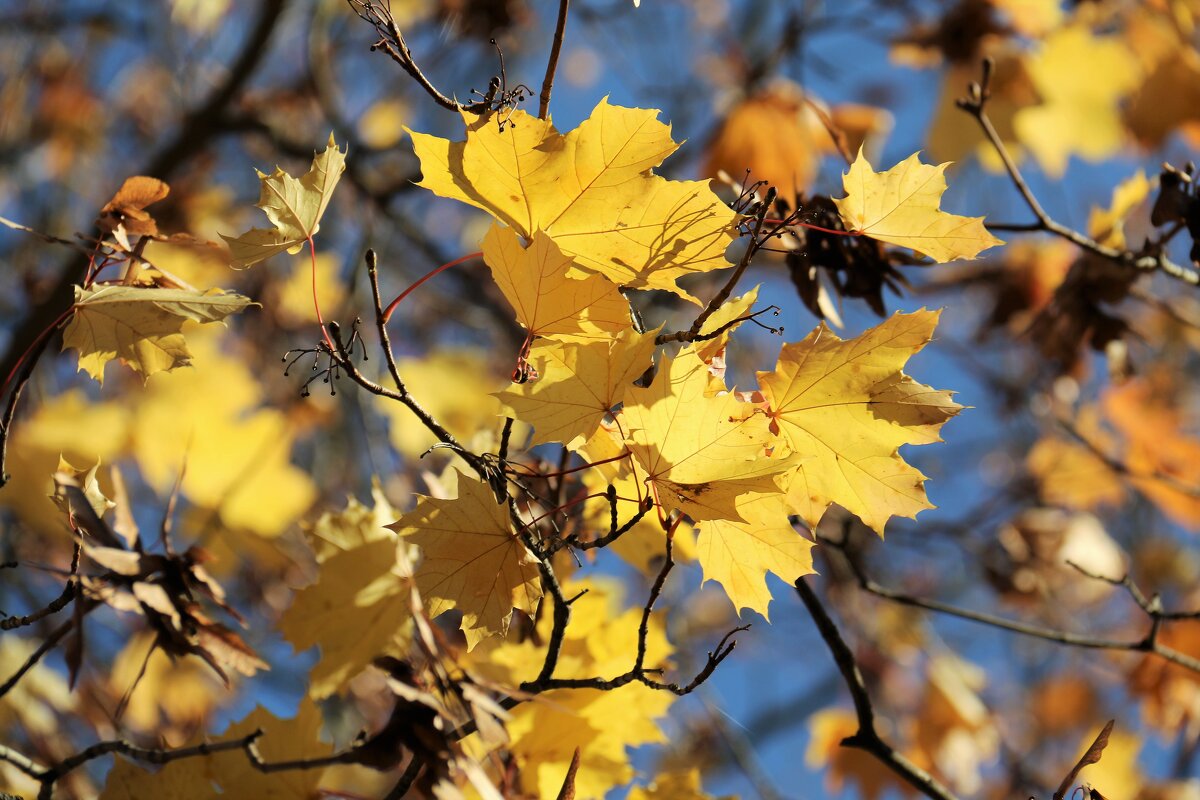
[1102,376,1200,530]
[130,330,316,539]
[1014,25,1140,177]
[758,309,961,534]
[482,224,631,341]
[621,345,792,522]
[696,486,815,618]
[806,708,915,800]
[388,473,542,649]
[496,330,657,450]
[470,579,675,800]
[692,285,760,367]
[100,754,215,800]
[280,493,414,698]
[62,286,253,384]
[209,701,336,798]
[221,133,346,268]
[407,98,736,301]
[1087,170,1151,250]
[833,150,1003,263]
[50,456,115,522]
[98,176,170,237]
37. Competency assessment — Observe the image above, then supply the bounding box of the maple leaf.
[833,150,1003,263]
[482,224,631,341]
[1014,25,1140,177]
[50,456,115,522]
[407,98,736,301]
[62,285,253,384]
[280,493,413,698]
[98,176,170,237]
[758,309,961,534]
[130,331,315,538]
[221,133,346,268]
[621,345,792,522]
[388,473,542,649]
[100,754,215,800]
[209,701,336,798]
[496,330,656,450]
[696,487,815,619]
[471,579,675,800]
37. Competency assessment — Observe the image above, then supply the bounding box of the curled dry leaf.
[98,176,170,237]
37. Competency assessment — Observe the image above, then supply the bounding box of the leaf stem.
[764,218,858,236]
[307,236,336,353]
[381,251,482,323]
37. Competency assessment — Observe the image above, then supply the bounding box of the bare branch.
[539,0,571,119]
[795,578,962,800]
[957,57,1200,286]
[347,0,497,114]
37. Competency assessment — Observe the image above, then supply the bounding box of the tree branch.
[957,57,1199,286]
[795,578,962,800]
[347,0,497,114]
[826,537,1200,675]
[539,0,571,119]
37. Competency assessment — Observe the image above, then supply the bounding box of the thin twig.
[383,757,424,800]
[795,578,961,800]
[539,0,571,119]
[828,540,1200,674]
[0,616,78,699]
[35,731,264,797]
[348,0,496,114]
[957,57,1199,286]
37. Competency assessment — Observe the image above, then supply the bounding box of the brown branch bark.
[795,578,962,800]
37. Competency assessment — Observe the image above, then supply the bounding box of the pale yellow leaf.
[222,133,346,268]
[408,98,736,301]
[758,310,961,534]
[482,224,631,341]
[833,150,1002,263]
[388,473,542,649]
[62,286,253,384]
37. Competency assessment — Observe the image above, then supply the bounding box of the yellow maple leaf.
[100,754,215,800]
[628,769,732,800]
[1087,169,1151,250]
[470,579,675,800]
[482,223,631,341]
[131,330,315,539]
[758,310,961,534]
[222,133,346,268]
[388,473,542,649]
[1013,25,1141,176]
[208,701,337,798]
[833,150,1003,263]
[621,345,792,522]
[496,329,656,449]
[62,285,253,384]
[407,98,736,301]
[280,493,413,697]
[696,486,815,619]
[573,420,697,573]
